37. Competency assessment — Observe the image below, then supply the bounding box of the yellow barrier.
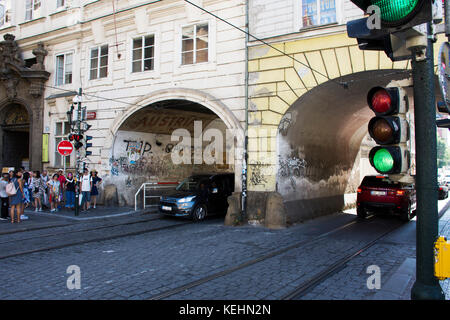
[435,236,450,280]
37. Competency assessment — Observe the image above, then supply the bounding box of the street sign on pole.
[57,140,74,157]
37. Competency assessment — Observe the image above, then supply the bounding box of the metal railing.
[134,181,179,211]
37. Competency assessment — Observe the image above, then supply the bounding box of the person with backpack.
[0,173,9,221]
[8,170,25,223]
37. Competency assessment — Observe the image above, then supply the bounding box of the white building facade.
[0,0,247,206]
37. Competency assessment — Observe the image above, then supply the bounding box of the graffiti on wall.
[278,112,292,136]
[109,154,178,177]
[278,156,307,190]
[249,161,268,187]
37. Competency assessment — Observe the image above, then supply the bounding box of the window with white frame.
[54,121,71,168]
[25,0,41,21]
[132,35,155,73]
[57,0,65,8]
[90,45,108,80]
[55,53,73,86]
[181,23,208,65]
[0,2,10,27]
[300,0,337,28]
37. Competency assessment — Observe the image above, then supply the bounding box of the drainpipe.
[241,0,249,222]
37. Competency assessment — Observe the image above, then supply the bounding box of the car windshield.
[176,176,209,192]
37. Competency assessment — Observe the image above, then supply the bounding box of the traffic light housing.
[367,87,411,175]
[349,0,434,33]
[347,1,439,61]
[85,135,93,157]
[69,133,84,150]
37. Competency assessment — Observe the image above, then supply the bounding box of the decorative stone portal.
[0,104,30,169]
[0,34,49,171]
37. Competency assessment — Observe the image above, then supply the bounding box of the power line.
[182,0,350,89]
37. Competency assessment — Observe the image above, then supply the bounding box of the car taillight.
[396,190,405,196]
[357,188,362,193]
[439,187,443,191]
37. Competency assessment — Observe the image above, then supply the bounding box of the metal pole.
[241,0,249,223]
[410,23,445,300]
[74,88,82,217]
[445,0,450,40]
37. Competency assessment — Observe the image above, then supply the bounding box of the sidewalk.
[373,198,450,300]
[0,204,156,235]
[24,205,138,220]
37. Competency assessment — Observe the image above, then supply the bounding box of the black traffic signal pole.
[74,87,82,217]
[410,23,445,300]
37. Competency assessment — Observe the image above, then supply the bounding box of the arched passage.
[102,88,244,206]
[276,69,417,222]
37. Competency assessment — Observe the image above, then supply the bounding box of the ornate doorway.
[0,104,30,169]
[0,34,49,171]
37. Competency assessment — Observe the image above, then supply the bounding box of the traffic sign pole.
[410,22,445,300]
[74,88,82,217]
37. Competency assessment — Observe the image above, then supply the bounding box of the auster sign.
[57,140,74,156]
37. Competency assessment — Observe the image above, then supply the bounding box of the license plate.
[371,191,386,196]
[162,206,172,211]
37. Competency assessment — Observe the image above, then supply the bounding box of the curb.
[371,198,450,300]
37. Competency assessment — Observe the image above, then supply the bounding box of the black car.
[159,173,234,221]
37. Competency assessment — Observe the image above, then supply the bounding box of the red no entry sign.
[57,140,73,156]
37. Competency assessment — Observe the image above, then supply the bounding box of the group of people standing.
[0,168,102,223]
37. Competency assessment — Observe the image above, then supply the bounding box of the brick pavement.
[301,200,450,300]
[1,203,448,300]
[0,213,353,300]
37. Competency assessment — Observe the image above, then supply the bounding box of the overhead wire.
[182,0,350,89]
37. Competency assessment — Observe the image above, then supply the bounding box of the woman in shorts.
[47,174,60,212]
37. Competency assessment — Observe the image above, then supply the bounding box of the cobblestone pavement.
[0,202,448,300]
[300,201,450,300]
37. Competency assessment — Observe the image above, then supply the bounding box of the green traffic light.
[372,0,419,22]
[372,148,394,173]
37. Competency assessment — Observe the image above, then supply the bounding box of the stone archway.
[0,34,50,171]
[101,87,245,191]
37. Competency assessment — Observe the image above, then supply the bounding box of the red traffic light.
[68,133,83,142]
[370,88,391,114]
[367,87,401,115]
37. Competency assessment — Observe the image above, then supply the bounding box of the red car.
[357,175,416,221]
